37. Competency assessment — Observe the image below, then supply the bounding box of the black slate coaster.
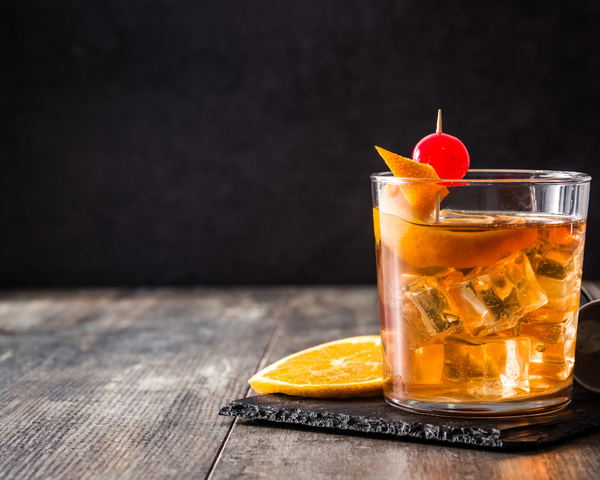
[219,384,600,449]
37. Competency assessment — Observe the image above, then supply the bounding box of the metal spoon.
[574,289,600,394]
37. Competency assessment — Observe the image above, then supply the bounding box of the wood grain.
[256,286,380,368]
[213,421,600,480]
[212,284,600,480]
[1,285,599,480]
[0,288,293,480]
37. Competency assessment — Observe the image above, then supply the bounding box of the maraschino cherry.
[412,110,470,179]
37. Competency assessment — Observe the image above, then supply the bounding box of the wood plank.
[212,285,600,480]
[256,286,381,367]
[213,420,600,480]
[0,288,293,480]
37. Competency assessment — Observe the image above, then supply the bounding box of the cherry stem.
[436,109,442,134]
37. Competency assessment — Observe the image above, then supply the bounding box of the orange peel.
[377,209,540,269]
[375,146,449,221]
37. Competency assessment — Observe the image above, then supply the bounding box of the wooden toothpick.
[433,109,442,223]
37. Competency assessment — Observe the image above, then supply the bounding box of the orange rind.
[377,209,540,269]
[248,336,383,398]
[375,146,449,221]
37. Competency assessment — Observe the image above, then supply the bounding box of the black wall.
[2,1,600,286]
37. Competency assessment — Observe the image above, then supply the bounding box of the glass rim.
[371,169,591,184]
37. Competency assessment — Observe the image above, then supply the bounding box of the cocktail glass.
[372,170,590,416]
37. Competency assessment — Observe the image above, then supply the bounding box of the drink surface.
[375,201,586,405]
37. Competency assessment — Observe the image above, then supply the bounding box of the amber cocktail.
[372,170,590,416]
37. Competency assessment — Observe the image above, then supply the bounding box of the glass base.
[384,384,572,418]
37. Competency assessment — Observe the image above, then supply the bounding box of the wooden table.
[1,284,599,479]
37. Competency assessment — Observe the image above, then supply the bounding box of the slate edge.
[218,397,503,448]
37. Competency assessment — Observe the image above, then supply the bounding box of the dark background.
[1,1,599,286]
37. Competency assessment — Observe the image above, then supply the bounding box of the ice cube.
[450,252,547,336]
[435,269,464,288]
[533,260,581,311]
[530,362,574,382]
[442,335,531,398]
[521,311,577,380]
[401,277,462,350]
[529,375,566,394]
[522,302,579,325]
[438,210,504,225]
[408,344,445,385]
[527,234,584,311]
[378,244,453,307]
[535,249,574,280]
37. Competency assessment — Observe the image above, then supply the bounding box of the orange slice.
[248,336,383,398]
[377,209,540,269]
[375,146,449,221]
